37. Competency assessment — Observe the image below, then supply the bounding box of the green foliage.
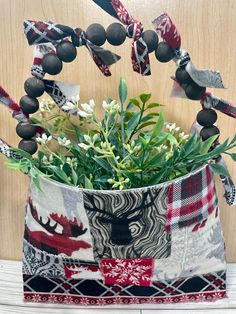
[5,78,236,190]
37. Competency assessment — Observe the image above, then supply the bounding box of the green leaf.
[209,163,230,177]
[126,111,141,139]
[71,168,78,185]
[125,102,134,112]
[47,165,71,184]
[144,151,166,169]
[129,98,140,108]
[230,153,236,161]
[146,102,164,109]
[166,133,178,145]
[10,147,34,161]
[93,157,111,172]
[72,123,85,142]
[200,135,219,154]
[139,93,151,104]
[150,112,164,141]
[147,169,166,185]
[181,133,198,156]
[84,176,93,189]
[119,77,127,104]
[138,121,156,130]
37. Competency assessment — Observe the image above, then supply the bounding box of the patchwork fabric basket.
[23,163,227,305]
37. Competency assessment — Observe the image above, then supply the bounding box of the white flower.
[71,94,80,103]
[66,157,77,167]
[39,99,55,112]
[78,99,95,118]
[84,134,92,143]
[57,137,71,148]
[62,101,77,111]
[36,133,52,145]
[42,154,53,164]
[78,143,91,150]
[81,103,94,113]
[77,110,93,118]
[102,99,120,113]
[88,99,95,109]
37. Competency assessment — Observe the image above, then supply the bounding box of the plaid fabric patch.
[166,165,218,233]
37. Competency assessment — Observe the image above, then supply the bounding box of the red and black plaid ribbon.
[0,85,28,122]
[24,20,120,77]
[92,0,151,75]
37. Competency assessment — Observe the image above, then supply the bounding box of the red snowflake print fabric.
[99,258,154,286]
[152,13,181,50]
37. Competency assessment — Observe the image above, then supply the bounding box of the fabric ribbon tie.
[0,86,28,122]
[43,80,80,115]
[0,138,22,159]
[152,13,181,50]
[92,0,151,75]
[201,93,236,119]
[190,121,236,206]
[24,20,120,77]
[153,14,224,88]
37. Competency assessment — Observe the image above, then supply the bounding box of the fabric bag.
[23,163,227,305]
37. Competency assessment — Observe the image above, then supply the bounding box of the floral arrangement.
[6,78,236,190]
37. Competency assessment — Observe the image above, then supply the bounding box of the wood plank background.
[0,0,236,261]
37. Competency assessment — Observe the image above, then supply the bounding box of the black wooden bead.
[56,40,77,62]
[200,126,220,141]
[175,68,192,84]
[20,95,39,114]
[42,53,63,75]
[16,122,36,140]
[141,30,159,53]
[155,42,174,63]
[24,77,45,98]
[86,23,106,46]
[71,34,82,47]
[106,23,126,46]
[18,139,38,155]
[197,109,217,127]
[184,82,206,100]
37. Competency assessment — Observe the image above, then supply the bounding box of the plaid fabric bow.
[0,138,22,159]
[23,20,120,77]
[153,14,224,89]
[92,0,151,75]
[0,85,28,122]
[166,165,218,233]
[201,92,236,119]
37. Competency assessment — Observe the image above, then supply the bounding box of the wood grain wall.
[0,0,236,261]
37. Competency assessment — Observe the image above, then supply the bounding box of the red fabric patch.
[153,13,181,50]
[99,258,154,286]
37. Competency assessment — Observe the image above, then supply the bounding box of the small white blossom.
[62,101,77,111]
[77,110,93,118]
[36,133,52,145]
[84,134,92,143]
[57,137,71,148]
[92,134,99,142]
[102,99,120,113]
[71,94,80,103]
[78,143,91,150]
[66,157,78,167]
[81,103,94,114]
[78,99,95,118]
[39,98,55,112]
